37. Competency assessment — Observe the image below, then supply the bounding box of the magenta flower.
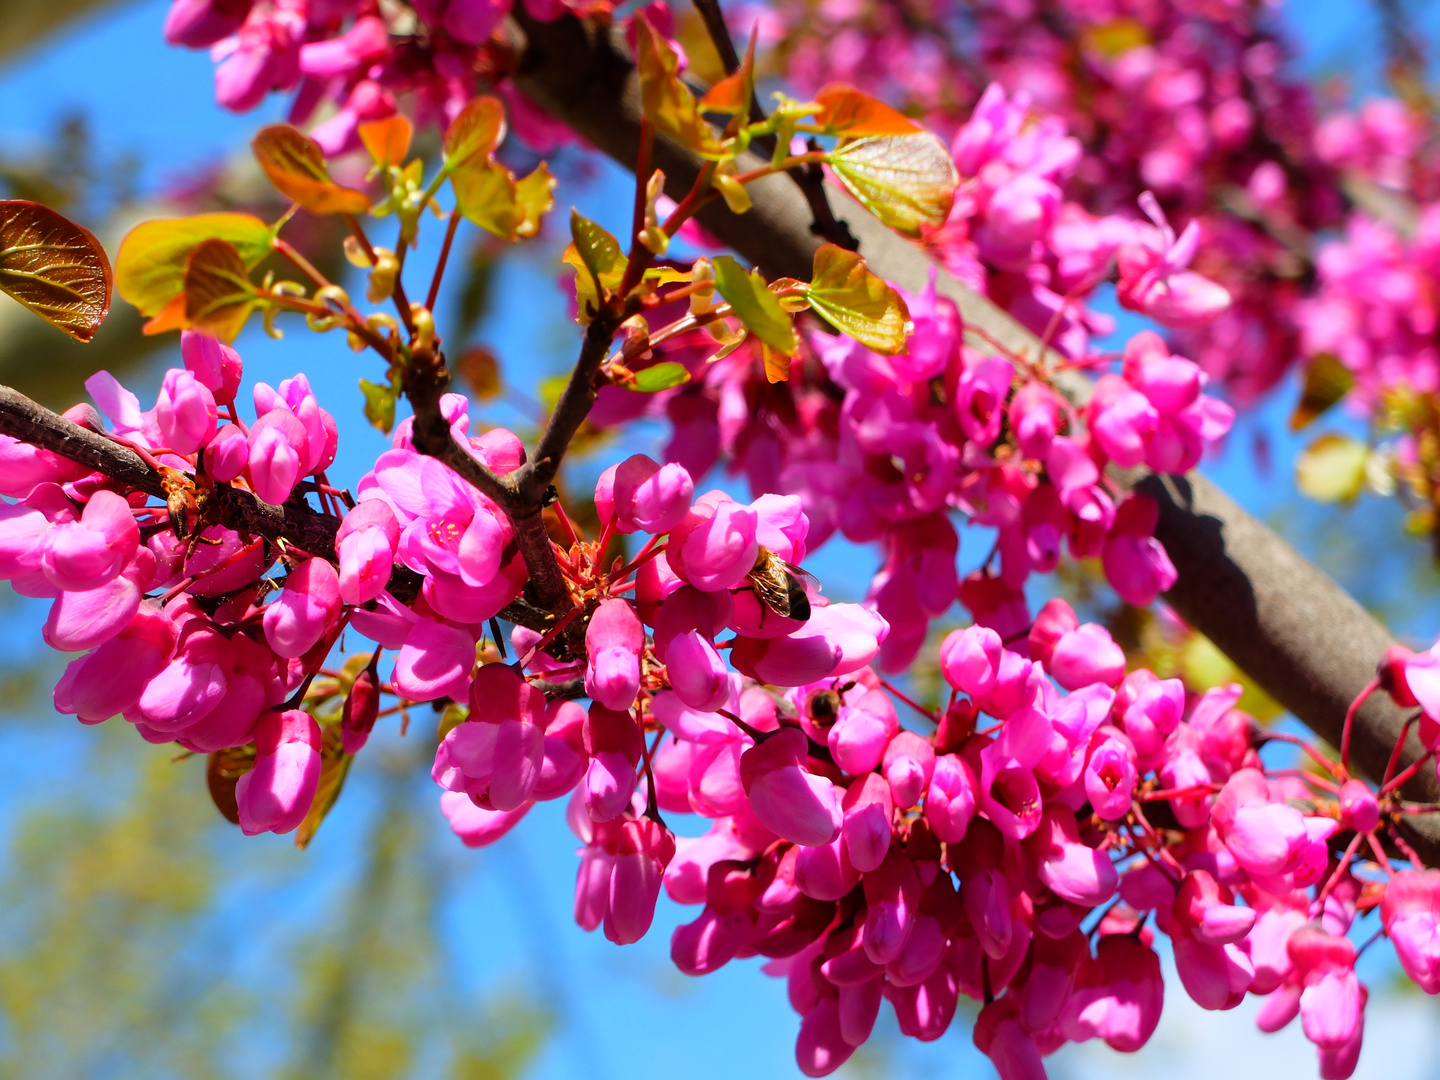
[939,624,1003,698]
[236,708,321,835]
[155,368,218,455]
[181,330,243,405]
[609,454,694,534]
[668,491,759,592]
[584,598,644,710]
[40,489,139,593]
[440,791,531,847]
[335,499,399,605]
[841,772,894,873]
[924,753,977,843]
[393,618,474,702]
[262,556,341,659]
[1060,934,1163,1052]
[1381,870,1440,993]
[582,702,644,823]
[432,662,544,811]
[827,685,898,775]
[740,727,843,847]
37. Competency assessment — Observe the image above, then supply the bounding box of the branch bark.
[509,11,1440,858]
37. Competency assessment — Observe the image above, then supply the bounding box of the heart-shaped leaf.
[712,255,796,356]
[452,156,523,238]
[805,244,912,354]
[443,96,507,168]
[634,12,723,156]
[252,125,371,215]
[812,84,921,136]
[565,211,627,322]
[116,213,272,318]
[0,199,112,342]
[184,238,258,343]
[359,114,414,169]
[633,361,690,392]
[828,132,958,238]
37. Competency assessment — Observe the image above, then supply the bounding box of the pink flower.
[575,817,677,945]
[862,848,921,964]
[1084,731,1137,820]
[236,708,322,836]
[582,702,644,822]
[1024,805,1118,906]
[1061,934,1164,1052]
[205,424,249,481]
[883,731,936,809]
[155,368,217,454]
[1048,622,1126,690]
[393,618,474,702]
[431,662,545,811]
[1381,869,1440,993]
[609,454,694,534]
[335,499,399,605]
[924,753,977,843]
[262,556,341,658]
[533,699,589,801]
[668,491,759,592]
[939,624,1003,697]
[40,489,139,592]
[585,598,644,710]
[213,5,303,113]
[298,15,390,79]
[740,728,843,847]
[730,604,888,687]
[1167,870,1255,1010]
[1117,193,1233,328]
[841,772,894,872]
[246,409,306,505]
[164,0,253,48]
[979,709,1049,839]
[440,791,531,847]
[1103,494,1178,606]
[827,686,898,774]
[181,330,242,404]
[1289,928,1363,1053]
[954,359,1014,446]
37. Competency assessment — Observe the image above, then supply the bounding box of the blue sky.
[2,2,1440,1078]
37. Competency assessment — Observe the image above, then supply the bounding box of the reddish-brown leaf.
[812,84,922,137]
[0,199,112,342]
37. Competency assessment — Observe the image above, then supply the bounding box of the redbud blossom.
[236,708,322,836]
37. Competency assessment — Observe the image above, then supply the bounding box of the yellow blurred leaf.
[1296,433,1368,503]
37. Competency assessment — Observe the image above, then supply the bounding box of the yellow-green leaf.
[712,255,796,356]
[1289,353,1355,432]
[443,95,507,167]
[359,114,413,169]
[359,377,398,433]
[805,244,912,354]
[252,125,371,215]
[116,213,272,317]
[811,83,921,137]
[1295,433,1369,503]
[513,162,556,239]
[451,156,522,238]
[0,199,112,342]
[634,12,723,156]
[565,210,627,322]
[828,132,958,238]
[633,361,690,392]
[183,238,257,344]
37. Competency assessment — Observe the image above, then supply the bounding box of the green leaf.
[451,156,522,238]
[634,12,723,156]
[115,213,271,318]
[632,361,690,392]
[827,132,959,238]
[443,96,507,169]
[1295,433,1369,503]
[294,724,352,851]
[565,211,627,323]
[712,255,796,356]
[359,377,398,433]
[1289,353,1355,432]
[182,238,258,344]
[251,125,371,215]
[805,244,912,354]
[0,199,112,342]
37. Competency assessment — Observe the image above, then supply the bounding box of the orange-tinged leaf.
[359,114,413,168]
[1290,353,1355,432]
[828,131,959,238]
[0,199,112,342]
[761,343,791,383]
[252,124,371,215]
[183,238,258,344]
[699,28,757,115]
[805,243,912,354]
[116,212,272,317]
[812,84,921,136]
[635,12,723,156]
[142,292,190,336]
[444,95,507,166]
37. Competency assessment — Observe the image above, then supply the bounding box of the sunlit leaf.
[699,29,756,116]
[1295,433,1369,503]
[805,243,912,354]
[712,255,796,356]
[811,83,921,136]
[360,376,398,433]
[183,238,258,344]
[116,212,271,317]
[451,156,522,238]
[443,95,507,167]
[1289,353,1355,432]
[1082,17,1150,57]
[252,124,371,215]
[760,342,791,384]
[0,198,112,342]
[295,724,352,850]
[827,132,958,237]
[565,210,627,322]
[513,162,556,239]
[359,114,414,169]
[632,361,690,392]
[634,12,723,156]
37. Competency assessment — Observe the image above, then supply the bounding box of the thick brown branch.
[509,11,1440,862]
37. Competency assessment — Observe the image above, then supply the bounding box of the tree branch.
[508,11,1440,861]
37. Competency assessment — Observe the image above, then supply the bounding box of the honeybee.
[744,546,815,623]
